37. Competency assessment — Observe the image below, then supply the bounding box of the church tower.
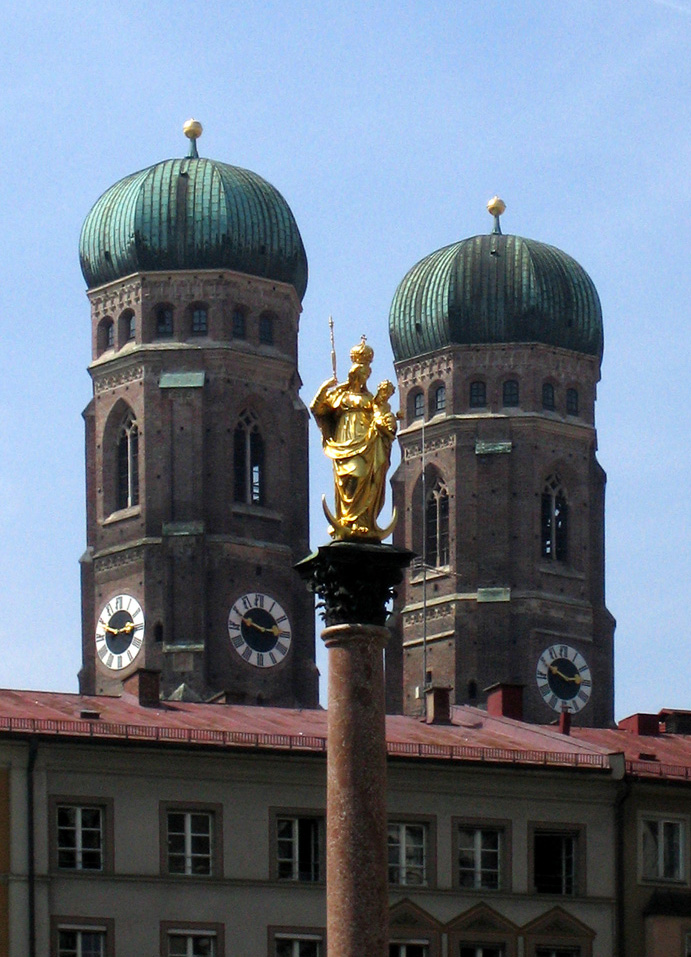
[387,199,615,726]
[78,122,318,707]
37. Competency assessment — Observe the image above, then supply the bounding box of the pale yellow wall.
[0,766,9,957]
[0,738,619,956]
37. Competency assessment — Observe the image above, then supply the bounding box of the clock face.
[227,592,292,669]
[95,594,145,672]
[536,644,592,713]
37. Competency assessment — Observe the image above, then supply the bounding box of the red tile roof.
[0,688,688,780]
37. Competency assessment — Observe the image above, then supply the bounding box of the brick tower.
[386,199,615,726]
[78,122,318,707]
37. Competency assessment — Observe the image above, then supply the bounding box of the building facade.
[0,683,626,957]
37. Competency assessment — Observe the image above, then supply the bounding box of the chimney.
[618,713,660,736]
[558,709,572,736]
[123,668,161,708]
[485,683,524,721]
[424,685,452,724]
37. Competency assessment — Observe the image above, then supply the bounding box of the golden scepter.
[329,315,337,380]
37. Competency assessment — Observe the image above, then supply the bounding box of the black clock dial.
[95,594,145,672]
[547,656,581,700]
[536,644,592,713]
[227,592,292,669]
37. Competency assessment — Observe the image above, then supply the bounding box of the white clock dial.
[95,594,145,672]
[536,643,592,713]
[227,592,292,669]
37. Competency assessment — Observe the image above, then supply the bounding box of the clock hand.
[241,616,279,637]
[102,623,119,635]
[548,664,582,685]
[116,621,136,635]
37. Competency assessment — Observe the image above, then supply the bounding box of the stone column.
[297,541,412,957]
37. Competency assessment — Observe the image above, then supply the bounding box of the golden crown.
[350,336,374,365]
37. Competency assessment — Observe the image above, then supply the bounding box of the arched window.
[566,388,579,415]
[259,313,274,345]
[542,382,555,411]
[232,308,246,339]
[413,392,424,420]
[118,309,135,344]
[425,479,449,567]
[117,412,139,510]
[234,410,265,505]
[433,385,446,414]
[541,473,568,561]
[156,305,174,338]
[191,305,208,336]
[503,379,519,407]
[469,381,486,408]
[97,318,114,354]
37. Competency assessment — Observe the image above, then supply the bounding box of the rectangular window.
[276,816,322,881]
[533,831,578,895]
[459,947,505,957]
[274,936,323,957]
[56,927,107,957]
[535,949,581,957]
[259,314,274,345]
[167,931,216,956]
[166,811,214,876]
[191,307,208,335]
[157,307,174,337]
[469,381,486,408]
[389,944,428,957]
[56,805,103,871]
[388,822,427,886]
[232,308,246,338]
[641,817,686,882]
[458,826,502,889]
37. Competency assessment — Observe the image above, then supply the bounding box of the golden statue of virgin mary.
[311,338,398,541]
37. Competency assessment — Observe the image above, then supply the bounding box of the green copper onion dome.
[389,198,602,362]
[79,121,308,299]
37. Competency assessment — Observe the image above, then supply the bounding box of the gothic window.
[117,412,139,510]
[542,382,555,411]
[97,318,114,354]
[191,305,208,336]
[425,480,449,567]
[433,385,446,414]
[541,474,568,562]
[234,410,265,505]
[232,308,246,339]
[413,392,424,420]
[259,313,274,345]
[566,388,579,415]
[156,305,174,338]
[502,379,519,407]
[469,381,486,408]
[118,309,135,344]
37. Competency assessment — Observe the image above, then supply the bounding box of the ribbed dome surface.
[79,157,308,298]
[389,233,602,361]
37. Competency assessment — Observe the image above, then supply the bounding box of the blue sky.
[0,0,688,718]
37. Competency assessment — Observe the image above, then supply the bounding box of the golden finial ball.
[183,118,203,140]
[487,196,506,217]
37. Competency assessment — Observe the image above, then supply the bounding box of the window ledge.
[410,566,450,583]
[232,502,282,521]
[539,563,585,581]
[103,505,141,525]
